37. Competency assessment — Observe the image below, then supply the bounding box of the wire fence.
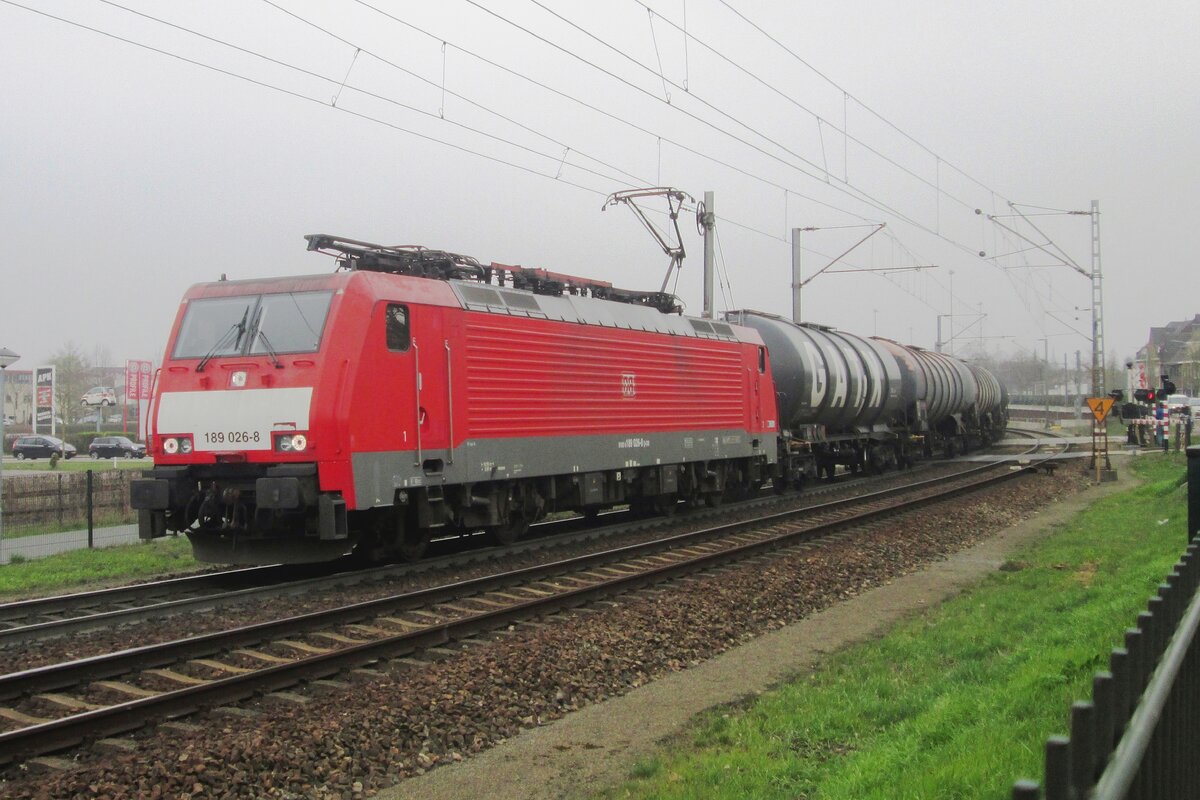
[1012,448,1200,798]
[0,469,141,563]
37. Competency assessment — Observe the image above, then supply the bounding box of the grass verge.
[0,536,199,600]
[603,453,1191,799]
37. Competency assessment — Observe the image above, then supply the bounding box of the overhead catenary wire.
[0,0,896,291]
[713,0,1009,203]
[5,0,1082,349]
[256,0,649,189]
[472,0,1017,268]
[77,0,642,192]
[343,0,1015,275]
[627,0,981,215]
[0,0,616,197]
[346,0,880,225]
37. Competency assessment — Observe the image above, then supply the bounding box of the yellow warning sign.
[1087,397,1115,422]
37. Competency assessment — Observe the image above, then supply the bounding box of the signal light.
[1134,389,1156,404]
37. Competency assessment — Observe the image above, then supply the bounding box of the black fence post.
[1110,647,1131,730]
[1070,702,1096,797]
[1044,736,1071,800]
[56,473,63,527]
[1189,445,1200,542]
[1093,671,1116,766]
[86,469,94,549]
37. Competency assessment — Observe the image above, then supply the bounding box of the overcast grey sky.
[2,0,1197,376]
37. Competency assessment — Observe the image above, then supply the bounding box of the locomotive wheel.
[396,515,429,562]
[488,515,530,546]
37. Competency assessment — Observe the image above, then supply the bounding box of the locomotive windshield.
[173,291,334,360]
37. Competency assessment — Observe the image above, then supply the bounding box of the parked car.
[89,436,146,459]
[2,415,13,426]
[12,435,77,460]
[81,387,117,407]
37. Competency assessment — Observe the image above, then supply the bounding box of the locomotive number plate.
[201,430,263,447]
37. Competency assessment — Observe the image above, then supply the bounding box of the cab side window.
[386,304,410,352]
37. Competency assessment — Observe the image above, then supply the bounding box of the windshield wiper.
[256,329,284,369]
[248,303,283,369]
[196,308,249,372]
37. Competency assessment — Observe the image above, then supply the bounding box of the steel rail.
[0,454,950,645]
[0,436,1060,764]
[0,565,278,623]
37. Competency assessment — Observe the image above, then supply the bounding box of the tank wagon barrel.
[728,309,1007,475]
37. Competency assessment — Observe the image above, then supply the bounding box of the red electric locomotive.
[132,235,779,564]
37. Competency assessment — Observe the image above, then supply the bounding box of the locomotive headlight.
[179,437,193,455]
[163,438,179,454]
[274,433,309,453]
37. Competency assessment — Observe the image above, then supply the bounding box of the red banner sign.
[126,359,153,400]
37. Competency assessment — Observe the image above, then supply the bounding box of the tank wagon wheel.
[653,494,678,516]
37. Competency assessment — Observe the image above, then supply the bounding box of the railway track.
[0,457,957,647]
[0,432,1067,766]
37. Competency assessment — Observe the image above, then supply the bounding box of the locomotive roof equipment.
[305,233,681,314]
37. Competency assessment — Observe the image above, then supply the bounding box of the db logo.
[621,373,637,398]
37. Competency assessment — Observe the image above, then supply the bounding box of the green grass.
[603,453,1191,800]
[0,536,199,600]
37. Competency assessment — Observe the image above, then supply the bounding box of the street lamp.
[0,347,19,559]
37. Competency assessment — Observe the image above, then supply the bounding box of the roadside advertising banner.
[126,359,153,401]
[34,366,55,434]
[125,360,140,400]
[139,360,152,399]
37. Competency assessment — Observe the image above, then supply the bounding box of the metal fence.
[0,469,141,563]
[1012,448,1200,799]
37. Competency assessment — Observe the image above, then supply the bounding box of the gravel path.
[0,463,1100,799]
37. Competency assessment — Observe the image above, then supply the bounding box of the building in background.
[2,369,33,428]
[1135,315,1200,396]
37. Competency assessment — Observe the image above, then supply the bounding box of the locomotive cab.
[132,274,365,563]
